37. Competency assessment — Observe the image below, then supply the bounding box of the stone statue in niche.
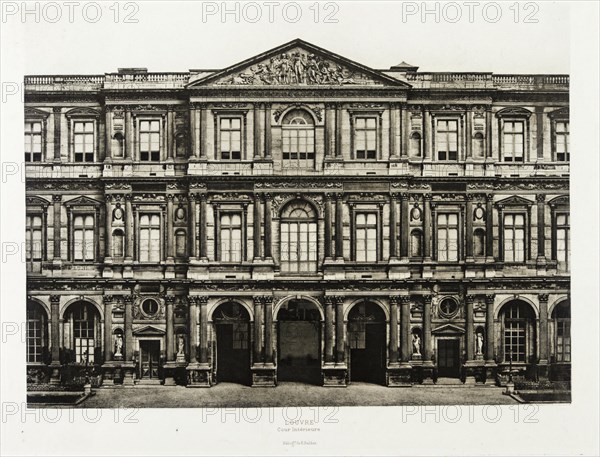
[476,332,484,356]
[176,335,186,363]
[412,333,421,356]
[114,334,123,358]
[112,203,124,222]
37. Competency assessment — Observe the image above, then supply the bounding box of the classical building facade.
[25,39,570,388]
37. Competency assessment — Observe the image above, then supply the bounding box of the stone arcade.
[25,39,570,389]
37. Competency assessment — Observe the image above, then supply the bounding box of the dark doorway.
[437,339,461,378]
[214,302,251,385]
[277,300,321,385]
[139,340,160,379]
[348,302,386,385]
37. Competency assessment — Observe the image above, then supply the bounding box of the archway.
[62,301,101,365]
[348,301,386,384]
[277,299,321,384]
[499,300,536,364]
[26,301,48,364]
[213,302,251,385]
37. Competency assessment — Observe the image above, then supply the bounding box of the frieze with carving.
[216,50,381,86]
[256,181,343,189]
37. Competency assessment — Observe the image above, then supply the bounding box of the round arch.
[345,298,389,322]
[61,297,103,320]
[277,105,320,126]
[208,298,253,322]
[27,296,50,317]
[549,295,570,316]
[495,296,539,320]
[273,295,324,321]
[278,197,321,219]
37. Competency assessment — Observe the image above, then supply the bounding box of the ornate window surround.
[431,202,465,263]
[548,195,569,264]
[64,196,102,262]
[136,207,165,263]
[212,109,249,161]
[348,202,384,262]
[65,108,101,163]
[24,108,50,162]
[25,196,50,262]
[495,195,534,263]
[347,108,384,161]
[213,203,248,263]
[132,108,168,162]
[496,107,532,163]
[548,107,569,162]
[432,115,463,162]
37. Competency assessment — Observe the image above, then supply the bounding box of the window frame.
[548,196,570,271]
[25,210,47,263]
[72,213,96,262]
[24,108,49,163]
[213,110,248,161]
[65,108,101,163]
[353,211,379,263]
[434,117,461,162]
[26,302,47,364]
[496,196,533,264]
[137,118,163,162]
[138,212,163,263]
[501,302,535,364]
[496,108,532,163]
[64,197,102,263]
[218,210,244,263]
[549,107,569,163]
[279,202,318,274]
[281,109,316,169]
[348,110,383,161]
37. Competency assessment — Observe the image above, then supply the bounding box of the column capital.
[536,194,546,203]
[52,195,62,203]
[123,295,134,305]
[324,296,335,306]
[389,295,400,306]
[124,193,134,201]
[103,295,114,304]
[52,107,62,114]
[465,294,477,304]
[165,295,176,305]
[399,295,411,304]
[486,193,494,202]
[261,296,273,306]
[166,193,176,202]
[50,295,61,305]
[253,296,263,306]
[422,294,433,303]
[485,294,495,304]
[423,194,433,201]
[333,296,344,306]
[538,293,549,302]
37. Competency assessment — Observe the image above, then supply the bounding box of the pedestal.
[322,364,347,387]
[49,362,61,385]
[422,362,435,384]
[163,362,178,386]
[122,363,135,387]
[188,258,209,280]
[537,362,549,381]
[322,258,345,280]
[484,361,498,385]
[387,258,411,279]
[251,259,275,280]
[386,364,412,387]
[251,363,276,387]
[186,363,211,387]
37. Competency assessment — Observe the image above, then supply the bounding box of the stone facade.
[25,39,570,388]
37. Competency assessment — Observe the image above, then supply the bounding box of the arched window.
[552,301,571,363]
[280,201,318,273]
[473,132,484,158]
[27,302,47,363]
[112,229,124,258]
[473,228,486,257]
[65,302,100,365]
[410,229,422,257]
[500,301,535,363]
[409,132,422,157]
[175,229,187,257]
[282,109,315,170]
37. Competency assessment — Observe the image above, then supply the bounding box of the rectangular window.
[220,118,242,160]
[139,120,161,161]
[27,318,43,363]
[555,121,569,162]
[556,213,570,269]
[504,319,526,362]
[348,321,366,349]
[74,317,94,364]
[436,120,458,161]
[504,213,526,262]
[437,213,459,261]
[354,117,377,160]
[74,121,95,162]
[26,215,43,261]
[220,213,242,262]
[556,319,571,362]
[73,215,95,261]
[24,121,42,162]
[139,214,161,262]
[503,121,524,162]
[355,212,377,262]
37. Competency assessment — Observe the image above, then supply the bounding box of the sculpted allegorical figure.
[177,335,185,356]
[412,333,421,355]
[115,334,123,357]
[476,333,484,355]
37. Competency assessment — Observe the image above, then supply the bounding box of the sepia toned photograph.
[2,1,598,456]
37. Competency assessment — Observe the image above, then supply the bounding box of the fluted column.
[253,104,262,159]
[264,104,272,159]
[325,103,335,158]
[105,196,113,258]
[537,194,546,260]
[324,194,333,259]
[198,297,208,364]
[263,297,273,364]
[253,194,262,259]
[199,194,208,260]
[335,297,345,364]
[103,295,113,362]
[465,295,475,361]
[335,194,344,259]
[188,297,199,363]
[466,195,474,259]
[125,195,134,260]
[253,296,263,363]
[538,293,549,364]
[324,297,335,364]
[390,195,398,259]
[124,295,133,361]
[52,107,61,162]
[399,296,411,363]
[52,195,62,260]
[389,296,399,364]
[422,295,433,364]
[423,195,432,260]
[166,296,175,361]
[189,194,197,259]
[486,194,494,261]
[485,294,495,363]
[263,194,272,259]
[400,193,409,259]
[166,194,175,259]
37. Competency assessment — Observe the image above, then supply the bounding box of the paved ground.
[79,382,517,408]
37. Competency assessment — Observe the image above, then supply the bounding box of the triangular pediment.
[189,39,409,88]
[64,196,103,207]
[496,195,534,207]
[432,323,465,334]
[133,325,165,336]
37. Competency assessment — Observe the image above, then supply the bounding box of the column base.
[163,361,179,386]
[322,364,347,387]
[186,363,212,387]
[122,363,135,386]
[49,362,61,385]
[484,361,498,385]
[251,364,276,387]
[422,362,435,384]
[387,364,412,387]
